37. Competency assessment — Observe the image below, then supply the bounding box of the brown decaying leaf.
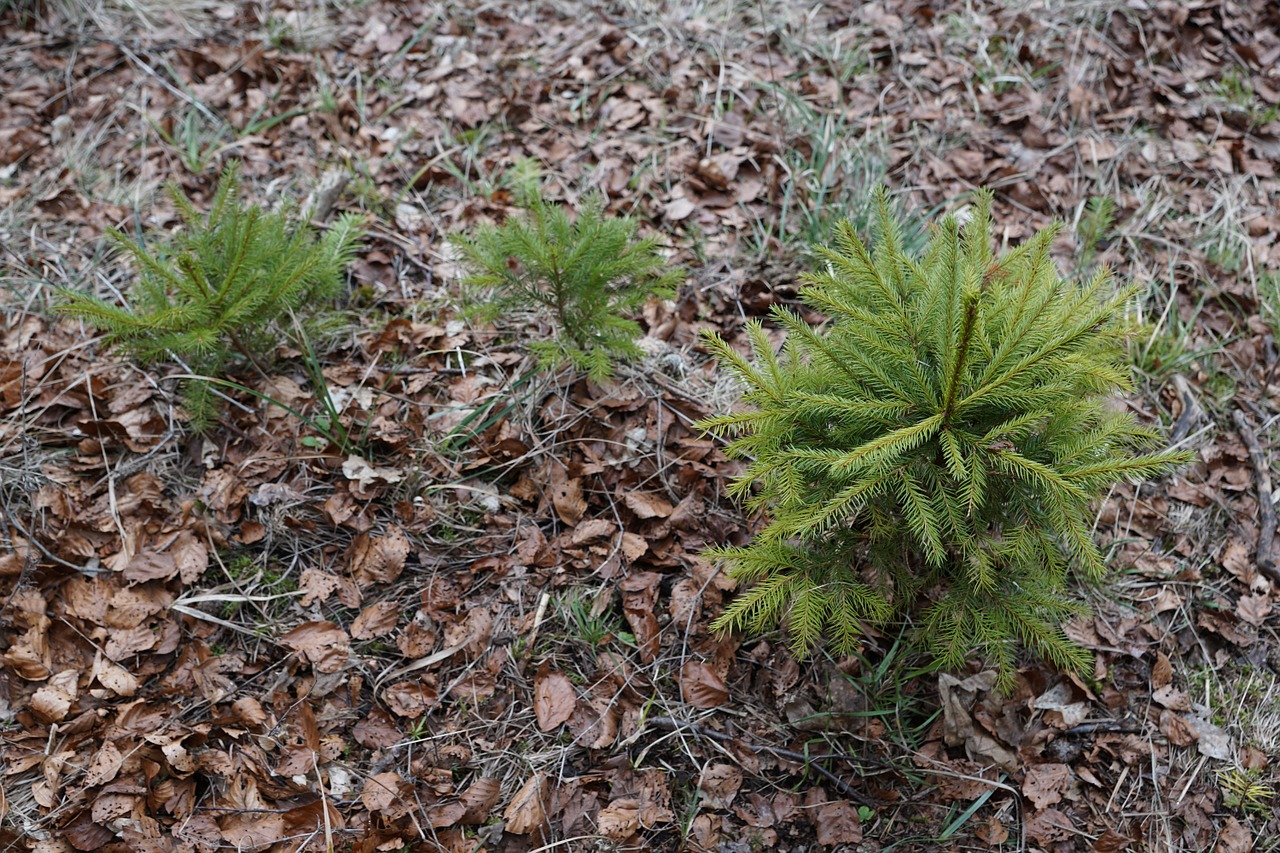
[1022,763,1071,810]
[280,621,351,674]
[620,572,661,663]
[697,764,742,810]
[504,772,548,835]
[680,660,729,709]
[533,668,577,731]
[350,600,401,639]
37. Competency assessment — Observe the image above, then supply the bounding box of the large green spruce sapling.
[699,188,1189,688]
[451,164,681,381]
[57,163,363,427]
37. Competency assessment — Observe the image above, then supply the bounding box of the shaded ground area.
[2,0,1280,850]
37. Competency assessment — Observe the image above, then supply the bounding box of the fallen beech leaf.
[1022,763,1071,810]
[1150,652,1173,689]
[598,798,640,839]
[31,669,78,722]
[1236,593,1271,626]
[805,788,862,845]
[362,771,411,815]
[280,621,351,673]
[82,741,124,788]
[351,601,401,639]
[1158,710,1198,747]
[1187,715,1232,759]
[1216,816,1252,853]
[92,651,139,697]
[698,764,742,809]
[342,455,403,491]
[681,661,729,709]
[621,572,661,663]
[975,817,1010,845]
[534,669,577,731]
[459,777,502,824]
[299,567,340,606]
[218,813,285,849]
[504,772,548,835]
[352,708,400,748]
[549,463,586,525]
[1092,827,1131,851]
[349,526,410,585]
[624,491,674,519]
[664,197,695,221]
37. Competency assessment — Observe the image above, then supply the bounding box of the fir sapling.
[450,165,681,381]
[699,188,1189,688]
[56,163,363,427]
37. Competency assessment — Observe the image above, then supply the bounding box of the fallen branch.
[1232,410,1280,586]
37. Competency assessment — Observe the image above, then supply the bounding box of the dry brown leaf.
[681,661,729,709]
[1216,816,1253,853]
[350,525,410,586]
[458,777,502,825]
[1235,592,1271,626]
[91,651,138,697]
[82,741,124,788]
[698,764,742,810]
[1159,710,1199,747]
[504,772,548,835]
[806,792,862,846]
[31,669,78,723]
[975,817,1010,845]
[350,601,401,640]
[1092,828,1131,852]
[1022,763,1071,810]
[549,463,586,525]
[280,621,351,674]
[624,491,674,519]
[172,530,209,583]
[534,669,577,731]
[299,567,340,606]
[1151,652,1173,689]
[598,798,640,839]
[620,572,661,663]
[382,679,438,718]
[361,771,410,815]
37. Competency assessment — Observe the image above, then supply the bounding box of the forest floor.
[2,0,1280,850]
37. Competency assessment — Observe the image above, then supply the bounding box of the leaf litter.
[2,0,1280,850]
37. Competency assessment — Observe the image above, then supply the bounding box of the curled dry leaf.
[697,763,742,810]
[534,668,577,732]
[504,772,548,835]
[31,669,79,723]
[1022,763,1071,810]
[624,491,674,519]
[92,651,139,697]
[681,661,729,709]
[280,621,351,674]
[349,525,410,586]
[459,777,502,825]
[598,798,640,839]
[350,600,401,640]
[620,572,661,663]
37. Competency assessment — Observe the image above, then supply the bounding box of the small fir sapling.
[450,163,681,381]
[56,163,363,427]
[698,188,1189,688]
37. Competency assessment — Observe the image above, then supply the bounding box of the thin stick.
[1233,409,1280,586]
[644,716,883,807]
